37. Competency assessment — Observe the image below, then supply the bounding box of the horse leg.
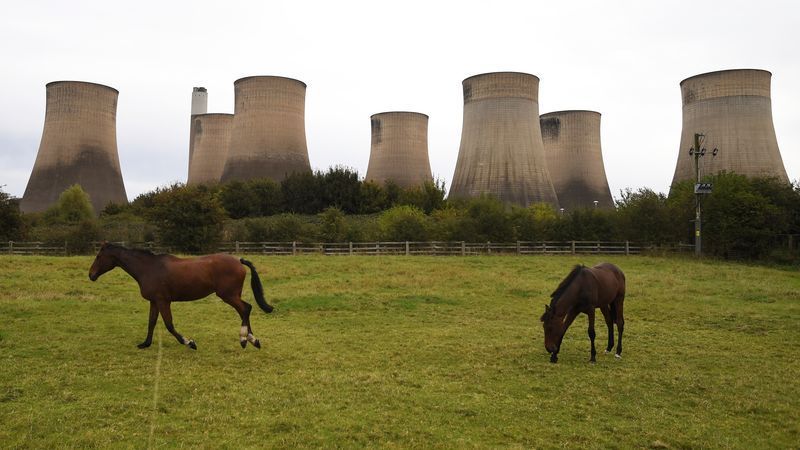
[588,310,597,363]
[614,297,625,358]
[552,309,580,363]
[221,295,261,350]
[600,304,614,353]
[138,301,159,349]
[156,300,196,350]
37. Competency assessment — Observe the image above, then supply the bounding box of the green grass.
[1,255,798,448]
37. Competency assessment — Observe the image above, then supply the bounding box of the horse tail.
[240,258,274,313]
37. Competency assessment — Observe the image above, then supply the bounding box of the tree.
[0,188,24,241]
[219,180,257,219]
[281,171,322,214]
[44,184,95,224]
[146,183,226,253]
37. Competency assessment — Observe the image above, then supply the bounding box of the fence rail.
[0,240,697,256]
[0,241,67,255]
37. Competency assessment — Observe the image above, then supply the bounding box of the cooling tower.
[365,112,433,187]
[220,76,311,183]
[20,81,127,214]
[191,87,208,115]
[540,110,614,210]
[671,69,788,185]
[449,72,558,207]
[187,113,233,184]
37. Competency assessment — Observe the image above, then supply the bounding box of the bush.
[511,203,558,241]
[379,205,429,241]
[319,207,348,242]
[463,196,514,242]
[145,183,226,253]
[397,180,447,214]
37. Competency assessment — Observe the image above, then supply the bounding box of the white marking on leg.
[181,336,190,345]
[615,354,622,359]
[247,333,257,344]
[240,325,249,339]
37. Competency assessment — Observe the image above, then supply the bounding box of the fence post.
[349,241,353,256]
[543,241,547,254]
[292,241,296,256]
[8,241,12,254]
[461,241,466,257]
[235,241,240,253]
[516,241,520,255]
[571,241,576,254]
[625,240,630,256]
[405,241,410,256]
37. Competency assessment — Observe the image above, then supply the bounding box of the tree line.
[1,168,798,262]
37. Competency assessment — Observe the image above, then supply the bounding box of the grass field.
[1,254,798,448]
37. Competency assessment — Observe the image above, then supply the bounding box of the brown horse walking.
[89,243,274,350]
[540,263,625,363]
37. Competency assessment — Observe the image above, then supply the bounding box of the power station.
[540,110,614,210]
[449,72,558,207]
[365,112,433,187]
[672,69,788,185]
[220,76,311,183]
[187,113,233,185]
[20,81,128,214]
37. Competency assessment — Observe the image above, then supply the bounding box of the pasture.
[0,255,798,448]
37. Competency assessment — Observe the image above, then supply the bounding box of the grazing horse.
[540,263,625,363]
[88,242,274,350]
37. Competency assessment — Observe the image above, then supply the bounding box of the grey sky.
[1,0,797,201]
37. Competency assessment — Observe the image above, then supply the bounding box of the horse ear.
[544,304,550,312]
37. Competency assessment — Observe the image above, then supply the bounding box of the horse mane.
[551,265,585,301]
[105,243,157,257]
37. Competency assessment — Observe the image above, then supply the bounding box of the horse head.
[540,304,563,355]
[89,242,117,281]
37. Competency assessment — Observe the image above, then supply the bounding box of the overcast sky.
[1,0,797,201]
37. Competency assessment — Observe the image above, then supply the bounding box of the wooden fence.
[0,240,676,256]
[0,241,67,255]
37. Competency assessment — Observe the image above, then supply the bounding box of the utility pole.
[689,133,718,257]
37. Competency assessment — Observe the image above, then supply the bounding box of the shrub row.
[4,172,798,261]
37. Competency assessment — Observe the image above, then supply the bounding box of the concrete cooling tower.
[449,72,558,207]
[365,112,433,188]
[187,114,233,185]
[220,76,311,183]
[21,81,127,214]
[540,110,614,210]
[671,69,788,185]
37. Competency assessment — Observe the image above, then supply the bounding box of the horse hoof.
[615,354,622,359]
[188,340,197,350]
[605,350,611,354]
[252,339,261,349]
[240,340,247,349]
[137,342,151,349]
